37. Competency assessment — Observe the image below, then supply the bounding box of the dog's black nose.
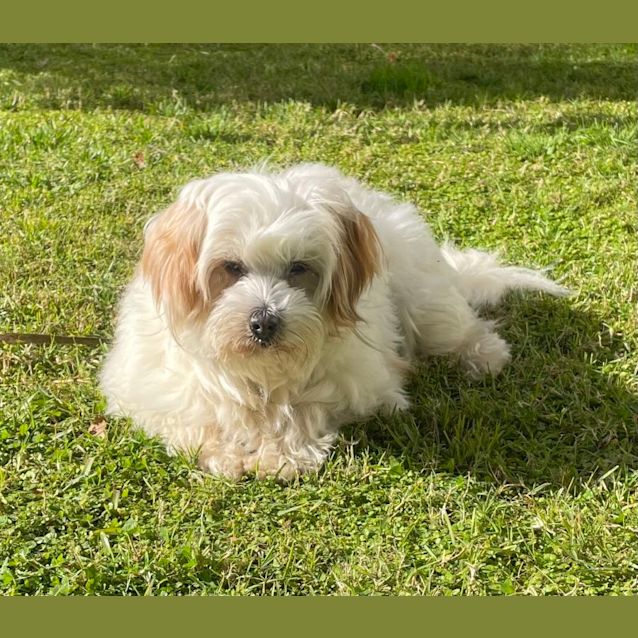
[249,308,280,345]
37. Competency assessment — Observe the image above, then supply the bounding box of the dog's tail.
[441,242,570,308]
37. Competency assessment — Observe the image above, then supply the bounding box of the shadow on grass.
[341,296,638,489]
[0,43,635,112]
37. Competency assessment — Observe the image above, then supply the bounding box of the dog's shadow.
[339,295,637,488]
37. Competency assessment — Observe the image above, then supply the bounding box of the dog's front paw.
[197,452,248,480]
[243,451,320,482]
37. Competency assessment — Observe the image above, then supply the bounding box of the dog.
[99,163,568,480]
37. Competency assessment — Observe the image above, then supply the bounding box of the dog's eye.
[223,261,245,277]
[288,261,309,276]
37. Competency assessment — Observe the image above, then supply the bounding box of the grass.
[0,43,636,595]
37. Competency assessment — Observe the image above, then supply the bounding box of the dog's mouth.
[252,336,278,348]
[227,333,290,357]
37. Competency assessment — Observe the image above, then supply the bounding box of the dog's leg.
[239,405,339,481]
[197,429,261,480]
[411,286,511,377]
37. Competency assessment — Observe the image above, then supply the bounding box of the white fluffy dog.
[100,163,567,479]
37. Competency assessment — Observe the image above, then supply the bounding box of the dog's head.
[141,165,381,383]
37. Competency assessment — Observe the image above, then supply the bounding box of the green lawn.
[0,43,636,595]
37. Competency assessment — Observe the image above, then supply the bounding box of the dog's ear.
[327,207,381,328]
[141,200,208,330]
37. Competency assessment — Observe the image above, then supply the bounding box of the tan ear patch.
[327,209,381,328]
[141,201,208,329]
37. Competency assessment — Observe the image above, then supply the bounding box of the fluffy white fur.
[100,163,568,479]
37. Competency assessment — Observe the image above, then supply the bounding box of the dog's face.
[141,170,380,384]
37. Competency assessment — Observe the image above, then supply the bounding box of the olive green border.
[2,598,638,633]
[1,0,638,41]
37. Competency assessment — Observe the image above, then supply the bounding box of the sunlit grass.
[1,43,636,594]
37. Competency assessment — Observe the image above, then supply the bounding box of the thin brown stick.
[0,333,106,347]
